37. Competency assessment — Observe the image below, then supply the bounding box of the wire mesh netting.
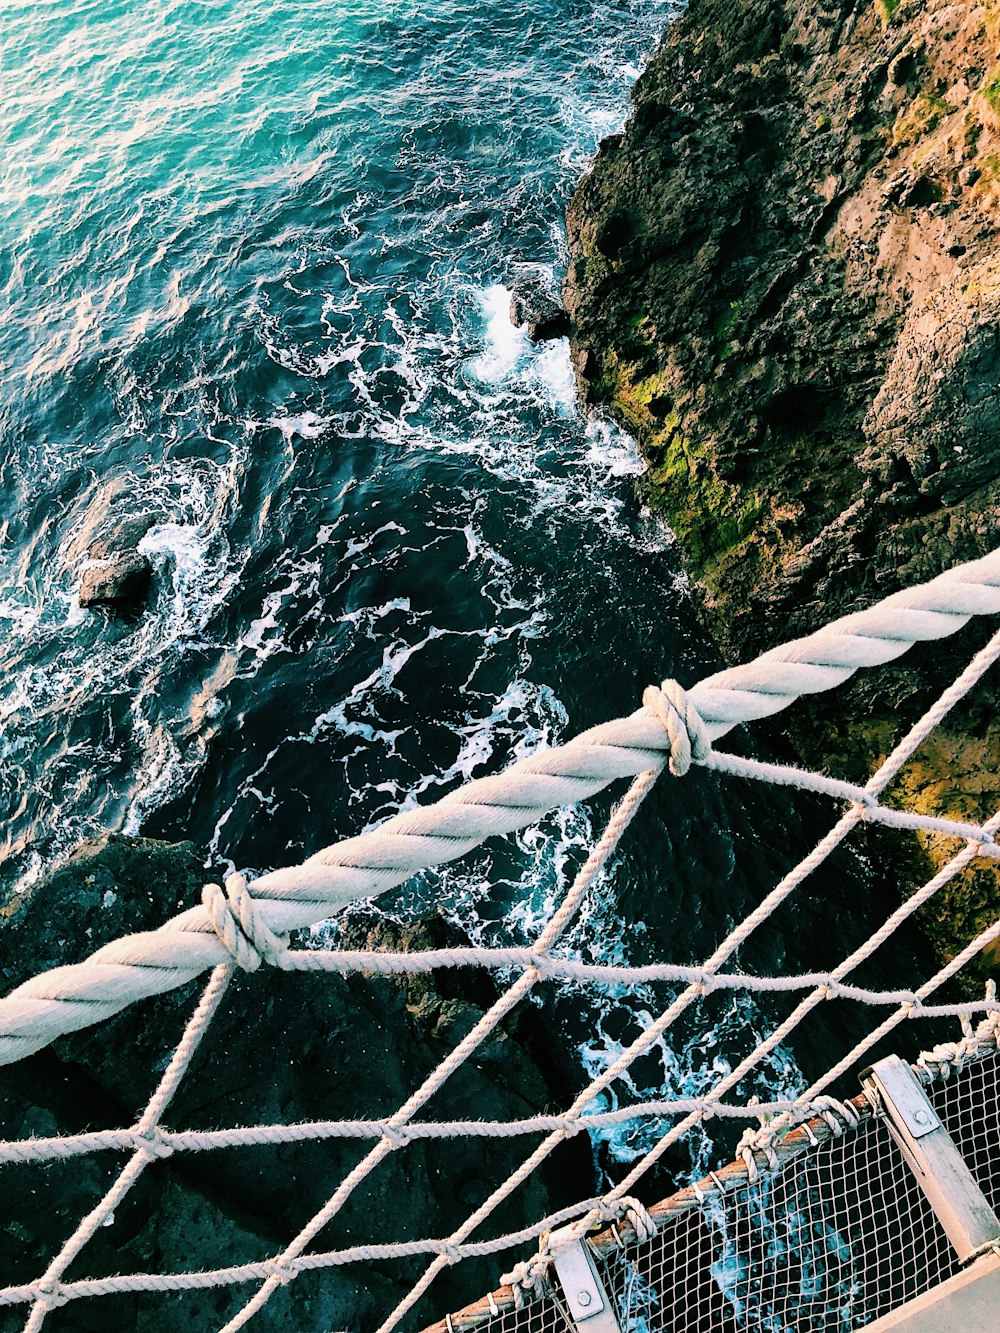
[599,1121,957,1333]
[930,1052,1000,1212]
[456,1055,1000,1333]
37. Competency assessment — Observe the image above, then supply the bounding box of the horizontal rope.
[0,1197,610,1312]
[276,947,1000,1009]
[8,1031,1000,1321]
[3,549,1000,1065]
[703,749,1000,850]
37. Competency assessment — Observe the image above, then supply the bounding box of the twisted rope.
[3,550,1000,1066]
[368,620,1000,1332]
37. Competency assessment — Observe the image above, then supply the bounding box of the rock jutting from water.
[77,512,155,612]
[509,276,571,342]
[565,0,1000,976]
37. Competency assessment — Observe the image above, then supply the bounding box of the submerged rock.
[510,278,570,342]
[0,836,589,1330]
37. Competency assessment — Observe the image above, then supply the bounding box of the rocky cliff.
[566,0,1000,973]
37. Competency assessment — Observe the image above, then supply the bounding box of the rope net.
[443,1046,1000,1333]
[1,550,1000,1332]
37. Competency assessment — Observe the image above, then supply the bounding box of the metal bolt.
[913,1110,930,1125]
[577,1291,593,1308]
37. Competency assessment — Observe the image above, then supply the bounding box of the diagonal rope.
[3,550,1000,1065]
[2,551,1000,1333]
[367,622,1000,1332]
[18,965,233,1331]
[213,767,661,1332]
[601,813,1000,1206]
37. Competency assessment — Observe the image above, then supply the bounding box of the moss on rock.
[566,0,1000,974]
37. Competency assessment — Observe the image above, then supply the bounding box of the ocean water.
[1,0,943,1206]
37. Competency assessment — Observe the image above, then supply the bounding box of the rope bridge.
[2,549,1000,1331]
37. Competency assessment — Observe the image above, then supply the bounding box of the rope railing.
[2,548,1000,1332]
[4,550,1000,1065]
[425,1021,1000,1333]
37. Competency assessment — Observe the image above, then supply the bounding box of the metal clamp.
[862,1055,1000,1264]
[548,1226,622,1333]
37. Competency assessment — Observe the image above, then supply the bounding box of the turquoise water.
[0,0,938,1219]
[1,0,684,884]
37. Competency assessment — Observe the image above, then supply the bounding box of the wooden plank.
[862,1055,1000,1262]
[867,1251,1000,1331]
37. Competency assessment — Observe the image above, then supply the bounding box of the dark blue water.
[1,0,946,1195]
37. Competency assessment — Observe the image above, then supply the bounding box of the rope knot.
[643,680,710,777]
[35,1282,68,1312]
[135,1127,173,1160]
[812,1094,861,1137]
[382,1123,412,1150]
[621,1196,657,1244]
[203,873,289,972]
[501,1240,551,1309]
[592,1194,657,1243]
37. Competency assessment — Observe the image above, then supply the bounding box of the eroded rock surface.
[566,0,1000,971]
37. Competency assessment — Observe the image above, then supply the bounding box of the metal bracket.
[548,1226,622,1333]
[862,1055,1000,1263]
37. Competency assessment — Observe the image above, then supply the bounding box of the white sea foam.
[466,284,529,384]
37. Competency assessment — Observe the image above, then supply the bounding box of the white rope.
[3,550,1000,1332]
[196,946,1000,1004]
[6,1034,997,1318]
[19,965,233,1332]
[3,549,1000,1065]
[366,621,1000,1332]
[215,767,662,1333]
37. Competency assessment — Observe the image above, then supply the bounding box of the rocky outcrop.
[510,277,571,342]
[566,0,1000,975]
[0,838,588,1330]
[78,549,152,609]
[77,514,155,611]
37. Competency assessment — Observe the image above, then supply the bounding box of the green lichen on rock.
[983,62,1000,116]
[876,0,901,25]
[566,0,1000,972]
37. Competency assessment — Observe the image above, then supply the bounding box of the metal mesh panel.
[606,1120,956,1331]
[930,1052,1000,1212]
[468,1114,964,1333]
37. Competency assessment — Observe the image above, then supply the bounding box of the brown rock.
[564,0,1000,978]
[78,550,152,609]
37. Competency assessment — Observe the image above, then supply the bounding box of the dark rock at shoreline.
[0,837,590,1331]
[565,0,1000,976]
[510,279,570,342]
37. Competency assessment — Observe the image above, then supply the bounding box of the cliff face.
[566,0,1000,973]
